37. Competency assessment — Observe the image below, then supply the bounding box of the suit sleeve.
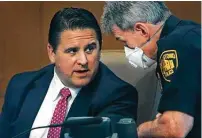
[0,75,18,137]
[158,29,201,117]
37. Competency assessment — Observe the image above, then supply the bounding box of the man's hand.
[137,111,194,138]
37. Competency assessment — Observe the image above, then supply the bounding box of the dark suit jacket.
[0,62,138,138]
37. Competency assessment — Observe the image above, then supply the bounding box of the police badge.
[159,50,178,82]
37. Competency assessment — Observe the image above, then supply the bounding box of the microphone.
[67,117,111,138]
[12,116,103,138]
[116,118,138,138]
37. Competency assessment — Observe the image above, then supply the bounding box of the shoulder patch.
[159,50,178,82]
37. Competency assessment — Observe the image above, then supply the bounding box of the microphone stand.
[12,123,62,138]
[12,117,103,138]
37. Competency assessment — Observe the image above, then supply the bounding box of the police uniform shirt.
[156,15,201,138]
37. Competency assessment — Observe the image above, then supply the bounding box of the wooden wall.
[0,1,201,110]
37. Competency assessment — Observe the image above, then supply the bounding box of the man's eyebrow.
[64,46,79,52]
[84,41,97,47]
[115,37,126,44]
[88,42,97,45]
[116,37,120,41]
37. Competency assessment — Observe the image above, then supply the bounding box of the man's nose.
[77,52,88,65]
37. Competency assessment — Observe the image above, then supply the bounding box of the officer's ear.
[134,22,149,38]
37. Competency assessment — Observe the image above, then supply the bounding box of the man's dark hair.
[48,7,102,52]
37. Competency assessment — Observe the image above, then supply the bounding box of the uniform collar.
[159,15,182,39]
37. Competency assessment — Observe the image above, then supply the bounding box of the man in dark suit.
[0,8,138,138]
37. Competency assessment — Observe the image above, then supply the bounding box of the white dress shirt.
[29,68,81,138]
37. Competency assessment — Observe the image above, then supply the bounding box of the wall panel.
[166,1,201,23]
[0,2,43,110]
[41,2,122,51]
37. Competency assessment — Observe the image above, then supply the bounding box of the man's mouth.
[76,70,89,73]
[74,70,89,75]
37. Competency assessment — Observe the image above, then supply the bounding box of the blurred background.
[0,1,201,110]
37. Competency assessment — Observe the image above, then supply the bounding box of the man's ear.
[134,22,150,38]
[47,43,55,63]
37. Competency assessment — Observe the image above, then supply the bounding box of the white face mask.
[124,46,156,69]
[123,21,167,69]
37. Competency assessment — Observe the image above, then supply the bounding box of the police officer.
[101,1,201,138]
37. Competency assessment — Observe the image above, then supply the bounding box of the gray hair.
[101,1,171,33]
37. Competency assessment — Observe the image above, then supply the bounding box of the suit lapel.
[61,63,103,137]
[11,65,54,137]
[67,86,95,118]
[67,63,102,118]
[61,77,99,138]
